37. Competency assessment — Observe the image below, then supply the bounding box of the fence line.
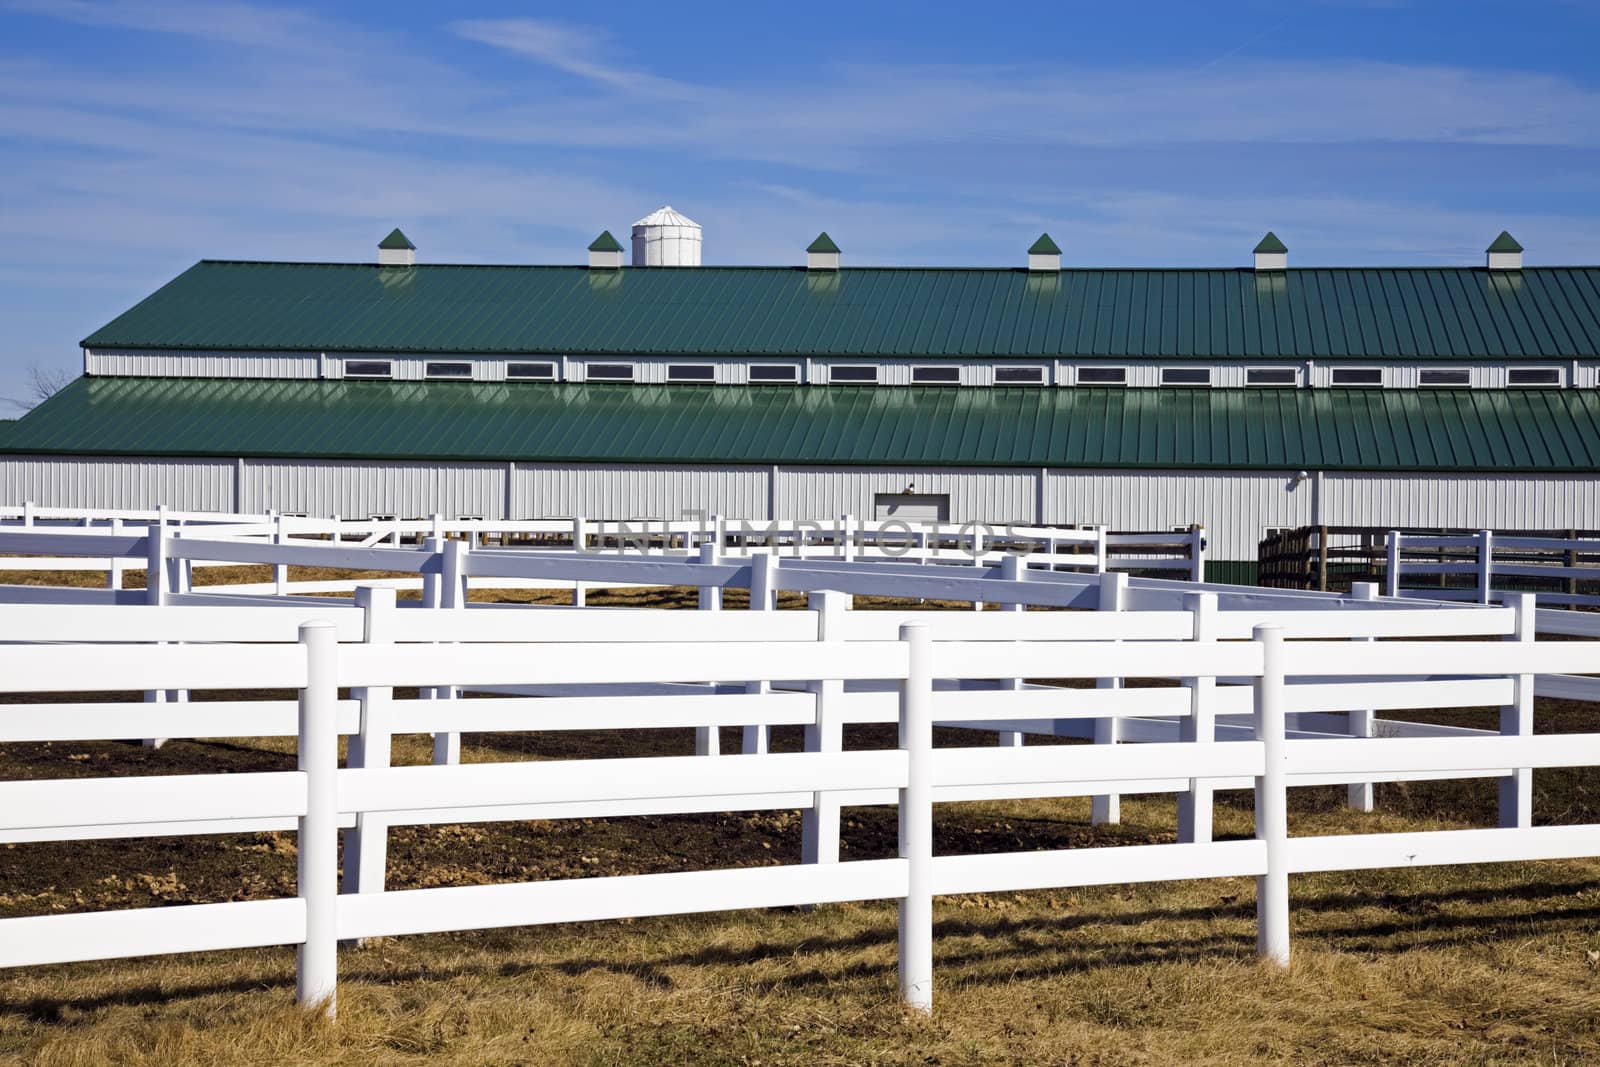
[1,615,1596,1017]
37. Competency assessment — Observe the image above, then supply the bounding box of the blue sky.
[3,0,1600,404]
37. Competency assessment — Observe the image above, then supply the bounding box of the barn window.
[586,363,634,382]
[667,364,716,383]
[1331,367,1383,386]
[1419,368,1471,387]
[828,365,878,384]
[749,364,799,383]
[911,365,960,384]
[1160,367,1212,386]
[344,360,392,378]
[507,361,556,381]
[1246,367,1298,386]
[1508,367,1561,386]
[425,362,473,380]
[994,365,1045,384]
[1077,367,1127,385]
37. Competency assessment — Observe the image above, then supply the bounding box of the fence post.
[297,620,339,1018]
[1499,592,1536,829]
[695,542,722,757]
[431,538,468,766]
[1384,531,1401,597]
[107,516,124,589]
[1346,582,1379,812]
[1177,591,1217,842]
[1189,524,1206,583]
[343,586,395,900]
[996,553,1025,748]
[571,516,587,606]
[21,500,33,528]
[839,514,855,562]
[1476,528,1494,604]
[1253,623,1289,968]
[1091,571,1128,826]
[1093,527,1108,574]
[802,590,849,864]
[271,510,288,596]
[898,622,933,1014]
[742,552,778,755]
[142,517,171,749]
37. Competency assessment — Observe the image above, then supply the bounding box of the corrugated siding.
[241,459,506,518]
[81,261,1600,360]
[1045,469,1310,560]
[513,465,769,519]
[1321,473,1600,531]
[85,350,319,378]
[0,456,235,511]
[774,467,1039,524]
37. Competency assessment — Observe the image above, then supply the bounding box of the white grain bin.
[631,206,702,267]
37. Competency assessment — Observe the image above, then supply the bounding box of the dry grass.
[0,567,1597,1063]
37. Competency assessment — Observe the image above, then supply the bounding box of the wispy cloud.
[448,17,704,102]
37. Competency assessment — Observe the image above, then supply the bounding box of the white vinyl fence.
[1386,529,1600,637]
[1,603,1597,1018]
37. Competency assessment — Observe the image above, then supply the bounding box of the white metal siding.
[775,467,1038,524]
[241,460,506,519]
[1321,472,1600,532]
[1045,469,1312,560]
[512,465,770,519]
[0,456,236,511]
[84,350,320,379]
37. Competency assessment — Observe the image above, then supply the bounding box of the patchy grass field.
[0,567,1597,1064]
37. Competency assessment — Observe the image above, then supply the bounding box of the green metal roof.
[377,228,415,251]
[588,230,624,253]
[1028,233,1061,255]
[1254,232,1288,254]
[81,261,1600,360]
[7,376,1599,472]
[1487,231,1524,254]
[806,232,840,254]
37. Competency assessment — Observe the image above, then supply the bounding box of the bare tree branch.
[6,364,75,412]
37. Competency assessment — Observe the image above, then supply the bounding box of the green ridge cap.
[588,230,624,253]
[1028,233,1061,255]
[378,228,416,251]
[807,232,840,254]
[1253,232,1288,254]
[1487,231,1524,254]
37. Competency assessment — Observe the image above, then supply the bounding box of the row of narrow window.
[341,360,1565,388]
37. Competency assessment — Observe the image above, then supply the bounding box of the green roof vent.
[807,232,841,271]
[588,230,625,269]
[1486,231,1523,270]
[1028,232,1061,271]
[1253,232,1287,271]
[377,228,416,267]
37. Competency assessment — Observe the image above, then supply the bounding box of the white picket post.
[1177,591,1217,842]
[898,622,934,1014]
[1189,525,1206,583]
[839,514,856,562]
[21,500,33,528]
[572,516,587,605]
[343,586,396,899]
[1091,571,1128,825]
[1477,529,1494,604]
[1254,624,1289,968]
[1385,531,1401,597]
[694,541,723,756]
[271,510,288,596]
[802,590,849,864]
[996,552,1025,748]
[431,538,467,766]
[1346,582,1379,812]
[142,517,170,748]
[742,552,777,755]
[297,620,339,1018]
[1499,592,1536,829]
[1093,527,1108,574]
[107,516,124,589]
[969,524,986,610]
